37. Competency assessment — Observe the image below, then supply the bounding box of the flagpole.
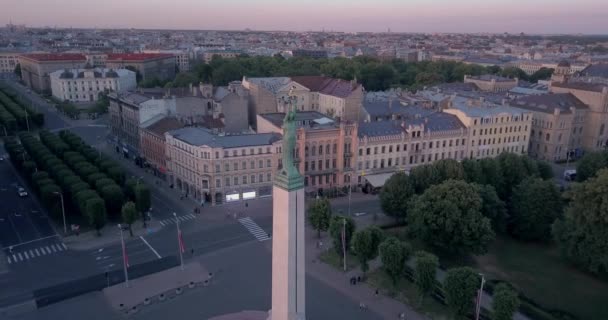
[119,224,129,288]
[174,212,184,270]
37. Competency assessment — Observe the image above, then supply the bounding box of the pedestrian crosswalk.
[238,217,271,241]
[6,242,67,264]
[159,213,196,227]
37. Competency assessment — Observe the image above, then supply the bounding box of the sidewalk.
[305,227,426,320]
[64,219,162,251]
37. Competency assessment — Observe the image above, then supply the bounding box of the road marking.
[55,244,63,251]
[23,251,29,259]
[0,235,59,250]
[35,249,40,256]
[42,246,50,254]
[139,236,161,259]
[160,221,166,226]
[238,217,271,241]
[61,243,67,250]
[28,250,34,257]
[12,254,16,262]
[7,256,11,264]
[49,245,56,253]
[17,253,23,261]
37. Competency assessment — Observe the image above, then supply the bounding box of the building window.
[225,177,230,186]
[259,160,263,168]
[366,148,370,155]
[216,179,221,188]
[318,160,323,170]
[224,163,230,171]
[259,173,264,183]
[233,163,238,171]
[242,176,247,184]
[234,177,239,185]
[267,173,271,182]
[267,159,271,167]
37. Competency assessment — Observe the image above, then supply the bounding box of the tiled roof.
[552,81,607,93]
[358,112,465,137]
[142,116,183,137]
[468,74,516,82]
[106,53,174,61]
[246,77,291,94]
[260,111,334,128]
[512,93,587,114]
[580,63,608,78]
[291,76,359,98]
[19,53,86,62]
[169,127,281,148]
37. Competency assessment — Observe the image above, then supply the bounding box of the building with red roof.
[106,53,176,83]
[18,53,87,92]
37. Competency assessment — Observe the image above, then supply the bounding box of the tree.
[328,215,355,259]
[414,251,439,305]
[492,283,520,320]
[101,184,125,218]
[497,153,529,200]
[379,172,415,221]
[529,67,554,82]
[379,237,412,286]
[408,180,495,254]
[576,151,608,182]
[473,183,507,232]
[134,184,151,226]
[308,198,332,238]
[14,63,21,77]
[86,197,107,236]
[462,158,483,184]
[121,201,138,237]
[444,267,480,319]
[553,168,608,274]
[172,72,198,87]
[95,178,115,191]
[510,178,562,241]
[351,226,384,275]
[536,160,554,180]
[499,66,528,81]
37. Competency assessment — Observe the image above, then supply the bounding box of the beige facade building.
[144,49,191,72]
[443,96,533,159]
[464,74,518,92]
[49,68,136,102]
[165,127,282,204]
[257,111,357,195]
[203,50,241,64]
[511,93,587,161]
[0,52,19,74]
[18,53,87,92]
[550,82,608,150]
[355,112,468,189]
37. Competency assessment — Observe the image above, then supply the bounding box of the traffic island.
[102,261,208,313]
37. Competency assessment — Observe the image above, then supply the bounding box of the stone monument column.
[268,88,306,320]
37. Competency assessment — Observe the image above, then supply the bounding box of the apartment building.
[202,50,241,64]
[18,53,87,92]
[105,53,176,82]
[139,116,184,179]
[243,75,364,126]
[464,74,519,92]
[144,49,191,72]
[356,112,468,190]
[511,93,587,161]
[49,68,136,102]
[0,52,19,74]
[257,111,357,195]
[550,81,608,150]
[165,127,282,204]
[442,96,533,159]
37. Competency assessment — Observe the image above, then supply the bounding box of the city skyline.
[3,0,608,34]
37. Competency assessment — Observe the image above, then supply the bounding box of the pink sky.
[2,0,608,33]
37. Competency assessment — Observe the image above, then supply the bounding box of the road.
[0,80,69,131]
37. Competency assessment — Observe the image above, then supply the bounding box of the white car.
[563,169,577,181]
[17,187,28,197]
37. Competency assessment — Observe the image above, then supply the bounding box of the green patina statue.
[274,87,304,191]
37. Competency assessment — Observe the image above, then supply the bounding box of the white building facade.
[50,68,136,102]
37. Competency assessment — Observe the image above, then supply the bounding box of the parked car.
[17,187,28,197]
[563,169,577,181]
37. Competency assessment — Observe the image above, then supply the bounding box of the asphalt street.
[9,241,383,320]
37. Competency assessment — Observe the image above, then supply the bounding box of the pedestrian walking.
[357,276,361,283]
[245,202,248,208]
[375,289,379,296]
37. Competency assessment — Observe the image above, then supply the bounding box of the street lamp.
[475,273,486,320]
[118,224,129,288]
[53,191,67,234]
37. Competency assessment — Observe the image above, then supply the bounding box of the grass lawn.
[384,227,608,319]
[318,249,358,272]
[475,235,608,320]
[366,268,451,320]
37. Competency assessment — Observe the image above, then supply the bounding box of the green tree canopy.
[121,201,138,237]
[379,172,415,221]
[379,237,412,286]
[408,180,495,254]
[492,283,520,320]
[308,198,332,238]
[86,197,107,235]
[553,168,608,274]
[444,267,480,319]
[414,251,439,304]
[328,215,356,258]
[351,226,384,274]
[576,151,608,182]
[510,178,563,241]
[473,183,507,232]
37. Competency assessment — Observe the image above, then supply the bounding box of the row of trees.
[0,86,44,133]
[4,130,150,235]
[309,201,520,320]
[157,55,551,92]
